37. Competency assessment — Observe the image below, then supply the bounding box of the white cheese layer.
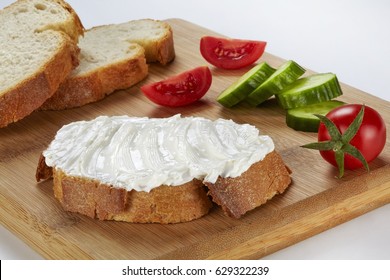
[43,115,274,192]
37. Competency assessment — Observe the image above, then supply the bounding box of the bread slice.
[0,0,83,127]
[36,151,290,223]
[40,19,175,110]
[112,19,175,65]
[36,115,292,224]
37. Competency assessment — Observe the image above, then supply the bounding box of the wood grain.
[1,18,390,259]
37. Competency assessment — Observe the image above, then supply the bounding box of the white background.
[1,0,389,260]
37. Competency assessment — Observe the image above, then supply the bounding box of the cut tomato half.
[200,36,266,70]
[141,66,212,107]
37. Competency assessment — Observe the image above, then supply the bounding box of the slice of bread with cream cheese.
[36,115,291,223]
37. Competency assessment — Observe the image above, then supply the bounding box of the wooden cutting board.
[1,18,390,260]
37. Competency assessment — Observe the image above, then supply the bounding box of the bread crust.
[108,182,212,224]
[36,154,53,182]
[40,50,148,110]
[205,151,292,218]
[52,168,213,224]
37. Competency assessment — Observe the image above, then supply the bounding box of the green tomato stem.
[301,104,369,178]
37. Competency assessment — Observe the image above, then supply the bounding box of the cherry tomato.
[141,66,212,107]
[318,104,386,170]
[200,36,266,70]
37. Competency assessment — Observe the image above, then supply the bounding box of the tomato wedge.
[200,36,266,70]
[140,66,212,107]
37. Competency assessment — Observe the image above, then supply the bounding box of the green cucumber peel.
[217,62,275,107]
[277,73,343,109]
[286,100,345,132]
[246,60,305,106]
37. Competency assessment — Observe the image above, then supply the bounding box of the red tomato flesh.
[318,104,386,170]
[141,66,212,107]
[200,36,266,70]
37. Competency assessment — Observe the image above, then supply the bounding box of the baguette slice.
[0,0,83,127]
[36,115,292,224]
[36,151,291,223]
[40,19,175,110]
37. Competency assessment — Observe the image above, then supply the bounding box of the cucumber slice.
[217,62,275,107]
[246,60,305,106]
[286,100,345,132]
[277,73,343,109]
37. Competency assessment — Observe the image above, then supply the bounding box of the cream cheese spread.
[43,115,275,192]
